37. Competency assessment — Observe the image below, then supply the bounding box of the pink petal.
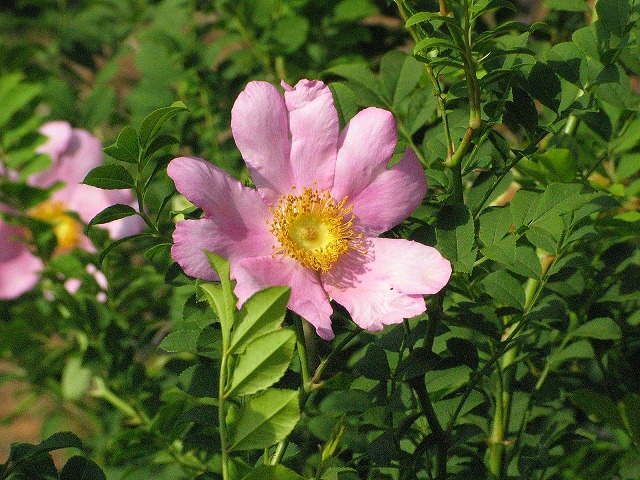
[86,264,108,290]
[347,148,426,236]
[0,222,43,299]
[31,127,102,188]
[64,278,82,295]
[234,256,335,340]
[322,237,451,332]
[36,121,73,162]
[231,81,293,203]
[331,108,398,200]
[283,79,338,191]
[167,156,272,233]
[172,217,274,282]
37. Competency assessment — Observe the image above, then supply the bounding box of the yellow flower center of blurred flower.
[30,200,82,253]
[268,187,365,272]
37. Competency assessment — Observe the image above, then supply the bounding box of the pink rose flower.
[168,79,452,340]
[0,122,144,299]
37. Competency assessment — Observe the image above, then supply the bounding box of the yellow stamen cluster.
[268,186,365,272]
[29,200,82,253]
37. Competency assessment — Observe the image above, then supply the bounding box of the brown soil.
[0,362,48,461]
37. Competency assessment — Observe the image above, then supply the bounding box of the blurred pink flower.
[0,121,144,299]
[168,80,451,340]
[1,162,42,299]
[63,264,108,303]
[0,219,43,299]
[30,121,145,251]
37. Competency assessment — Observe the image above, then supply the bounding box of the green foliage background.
[1,0,639,479]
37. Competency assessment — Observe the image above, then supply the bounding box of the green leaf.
[481,270,526,310]
[518,148,577,184]
[435,203,476,274]
[507,246,542,280]
[37,432,84,452]
[471,0,517,18]
[329,82,359,128]
[61,356,92,400]
[103,126,139,164]
[87,204,138,229]
[0,73,42,128]
[228,388,300,451]
[414,37,462,56]
[98,232,155,263]
[178,363,219,398]
[226,329,296,397]
[325,64,384,102]
[82,164,135,190]
[9,432,84,464]
[479,206,513,247]
[570,388,625,430]
[82,85,116,130]
[510,189,540,227]
[202,252,236,341]
[379,50,423,106]
[272,13,309,53]
[333,0,378,22]
[620,394,640,442]
[159,328,202,353]
[570,317,622,340]
[544,0,590,12]
[319,390,370,415]
[241,464,305,480]
[405,11,464,34]
[546,42,588,87]
[355,344,390,381]
[549,340,594,366]
[481,235,516,266]
[59,456,106,480]
[230,286,291,354]
[596,0,631,38]
[525,226,559,254]
[531,183,598,229]
[138,101,188,150]
[145,134,179,158]
[572,26,600,60]
[320,467,360,480]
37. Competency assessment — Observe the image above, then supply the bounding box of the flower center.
[268,186,365,272]
[29,200,82,253]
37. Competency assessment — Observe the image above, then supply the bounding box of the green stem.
[270,327,361,466]
[395,0,454,160]
[447,271,548,430]
[424,293,444,353]
[563,113,580,136]
[91,377,208,475]
[219,350,230,480]
[441,3,483,202]
[269,316,314,466]
[471,130,547,219]
[218,308,232,480]
[397,119,428,167]
[488,356,506,479]
[486,274,541,478]
[293,315,312,390]
[409,378,448,480]
[91,377,141,421]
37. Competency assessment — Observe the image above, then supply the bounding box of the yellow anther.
[268,187,365,272]
[29,200,82,253]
